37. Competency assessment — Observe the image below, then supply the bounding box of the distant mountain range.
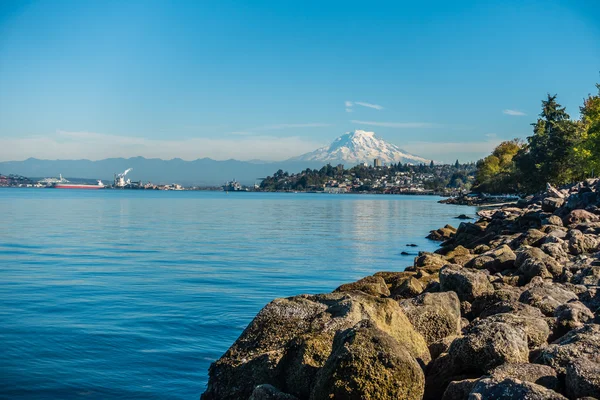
[0,131,430,185]
[290,130,431,165]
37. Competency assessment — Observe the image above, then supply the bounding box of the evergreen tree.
[515,94,583,192]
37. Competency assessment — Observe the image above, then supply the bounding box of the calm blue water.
[0,189,475,399]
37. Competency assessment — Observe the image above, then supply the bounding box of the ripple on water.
[0,189,476,398]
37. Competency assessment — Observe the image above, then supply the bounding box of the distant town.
[1,158,476,195]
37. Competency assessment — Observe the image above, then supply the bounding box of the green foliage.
[576,83,600,177]
[514,94,584,192]
[474,139,523,193]
[475,81,600,195]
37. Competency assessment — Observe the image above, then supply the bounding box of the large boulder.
[483,313,550,349]
[489,363,560,391]
[565,358,600,399]
[391,277,424,299]
[477,300,543,319]
[439,265,494,303]
[201,291,430,400]
[515,247,563,281]
[546,215,564,227]
[572,266,600,286]
[511,229,548,248]
[533,324,600,375]
[399,291,462,345]
[334,275,390,297]
[311,321,425,400]
[468,378,567,400]
[465,245,516,273]
[564,209,600,227]
[554,301,595,330]
[414,252,448,272]
[540,242,569,263]
[446,222,489,249]
[542,197,565,212]
[519,282,579,316]
[448,319,529,373]
[428,225,457,241]
[569,233,599,255]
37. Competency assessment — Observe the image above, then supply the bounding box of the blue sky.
[1,0,599,162]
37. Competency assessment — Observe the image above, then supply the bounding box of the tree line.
[260,161,476,192]
[474,81,600,194]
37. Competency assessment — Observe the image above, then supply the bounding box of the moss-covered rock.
[311,320,425,400]
[334,275,390,297]
[202,291,429,400]
[399,291,461,345]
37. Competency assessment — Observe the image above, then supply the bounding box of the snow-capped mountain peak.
[289,130,430,165]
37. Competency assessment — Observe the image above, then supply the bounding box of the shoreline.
[201,180,600,400]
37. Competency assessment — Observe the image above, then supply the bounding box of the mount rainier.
[290,130,431,165]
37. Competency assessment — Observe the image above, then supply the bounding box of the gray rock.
[489,363,560,391]
[519,282,579,316]
[547,215,564,227]
[483,313,550,349]
[564,209,600,227]
[554,301,595,330]
[478,300,543,320]
[569,234,600,255]
[439,265,494,303]
[399,291,462,345]
[566,358,600,399]
[465,245,516,273]
[540,242,570,262]
[468,378,567,400]
[515,247,563,281]
[533,324,600,374]
[572,266,600,286]
[542,197,565,212]
[449,319,529,373]
[512,229,548,248]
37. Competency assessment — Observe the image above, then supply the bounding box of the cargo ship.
[54,180,105,189]
[222,179,247,192]
[49,174,105,189]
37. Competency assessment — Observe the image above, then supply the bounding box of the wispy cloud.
[351,120,438,128]
[345,108,353,113]
[0,130,325,162]
[345,101,353,107]
[354,101,384,110]
[503,109,526,116]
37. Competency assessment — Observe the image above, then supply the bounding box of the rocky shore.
[201,180,600,400]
